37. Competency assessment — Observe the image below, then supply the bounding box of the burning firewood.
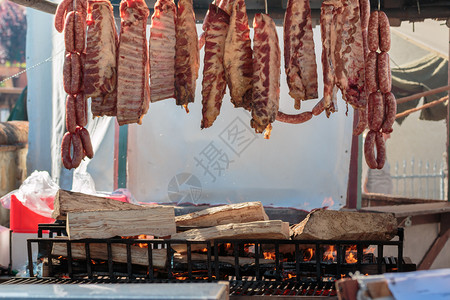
[290,209,397,241]
[175,253,275,266]
[52,189,144,220]
[175,202,269,228]
[66,207,176,239]
[51,239,168,268]
[171,220,290,252]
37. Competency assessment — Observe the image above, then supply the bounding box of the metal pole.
[447,27,450,202]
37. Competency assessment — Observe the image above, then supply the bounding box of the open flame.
[298,245,377,264]
[323,245,336,262]
[263,251,276,260]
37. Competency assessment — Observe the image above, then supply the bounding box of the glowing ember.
[263,251,276,260]
[303,248,314,261]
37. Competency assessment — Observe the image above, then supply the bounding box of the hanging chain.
[0,49,64,86]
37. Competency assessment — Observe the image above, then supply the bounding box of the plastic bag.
[0,170,58,218]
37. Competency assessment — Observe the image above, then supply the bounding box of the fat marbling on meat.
[116,0,150,125]
[284,0,318,109]
[200,4,230,129]
[84,0,118,116]
[149,0,177,102]
[251,13,280,138]
[174,0,199,110]
[223,0,252,110]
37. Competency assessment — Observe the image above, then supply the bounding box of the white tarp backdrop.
[26,8,353,210]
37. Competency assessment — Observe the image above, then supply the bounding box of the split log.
[52,189,144,220]
[175,202,269,228]
[66,207,176,239]
[175,253,275,266]
[171,220,290,252]
[291,209,397,241]
[51,240,167,268]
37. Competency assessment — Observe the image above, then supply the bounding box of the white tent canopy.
[26,6,357,210]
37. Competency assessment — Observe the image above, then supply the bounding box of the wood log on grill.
[291,209,397,241]
[66,207,176,239]
[175,202,269,228]
[52,189,144,219]
[51,239,167,268]
[171,220,290,252]
[175,253,275,266]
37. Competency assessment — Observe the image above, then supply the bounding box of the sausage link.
[368,92,384,131]
[64,12,75,52]
[375,131,386,169]
[378,11,391,52]
[367,11,379,52]
[71,131,84,168]
[275,111,313,124]
[74,11,86,53]
[75,92,87,127]
[78,127,94,159]
[63,52,83,95]
[312,98,326,116]
[353,108,367,136]
[66,95,77,133]
[364,130,378,169]
[359,0,370,29]
[365,51,378,94]
[54,0,72,33]
[68,0,87,16]
[61,132,73,169]
[362,29,368,58]
[381,92,397,133]
[377,51,391,93]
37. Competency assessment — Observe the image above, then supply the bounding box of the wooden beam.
[175,202,269,227]
[52,240,167,268]
[417,227,450,270]
[9,0,57,14]
[418,213,450,270]
[346,113,360,209]
[66,207,176,239]
[395,95,448,119]
[396,84,450,104]
[52,189,144,220]
[361,202,450,218]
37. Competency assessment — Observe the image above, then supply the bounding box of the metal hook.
[416,0,421,14]
[264,0,268,15]
[377,0,380,11]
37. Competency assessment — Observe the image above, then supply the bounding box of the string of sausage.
[56,0,94,169]
[364,9,397,169]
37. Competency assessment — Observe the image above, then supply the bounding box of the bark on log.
[53,189,144,220]
[171,220,290,252]
[51,240,167,268]
[291,209,397,241]
[66,207,176,239]
[175,202,269,227]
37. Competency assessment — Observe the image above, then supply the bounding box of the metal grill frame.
[27,228,405,283]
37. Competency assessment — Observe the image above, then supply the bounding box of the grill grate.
[16,226,412,298]
[1,278,337,298]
